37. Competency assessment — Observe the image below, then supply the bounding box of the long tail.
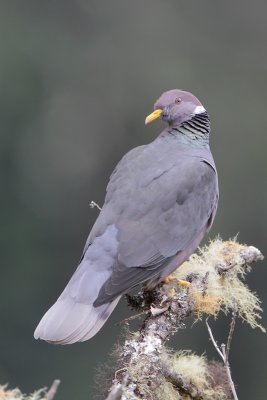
[34,296,120,344]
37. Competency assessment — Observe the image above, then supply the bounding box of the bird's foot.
[176,279,191,288]
[164,273,177,284]
[164,274,190,288]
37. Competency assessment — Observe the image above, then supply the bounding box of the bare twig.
[206,317,224,362]
[120,310,148,325]
[46,379,61,400]
[226,310,237,363]
[206,317,238,400]
[89,200,102,211]
[225,360,238,400]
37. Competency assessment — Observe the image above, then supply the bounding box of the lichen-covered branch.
[0,379,60,400]
[105,238,264,400]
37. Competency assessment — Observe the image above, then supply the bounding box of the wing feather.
[94,153,218,305]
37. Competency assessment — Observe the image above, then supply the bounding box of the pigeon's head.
[145,89,206,126]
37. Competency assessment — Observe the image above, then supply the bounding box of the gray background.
[0,1,266,399]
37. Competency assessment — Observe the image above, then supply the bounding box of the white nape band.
[194,105,206,114]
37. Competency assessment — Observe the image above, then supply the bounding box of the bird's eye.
[175,97,182,104]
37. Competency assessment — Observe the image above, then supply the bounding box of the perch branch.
[105,240,263,400]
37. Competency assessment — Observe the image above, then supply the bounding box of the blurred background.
[1,0,266,398]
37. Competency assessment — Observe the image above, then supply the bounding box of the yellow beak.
[145,108,163,125]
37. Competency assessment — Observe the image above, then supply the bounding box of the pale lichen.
[120,331,163,398]
[160,350,229,400]
[0,386,47,400]
[154,381,181,400]
[123,332,162,360]
[174,238,265,332]
[121,382,139,400]
[103,239,264,400]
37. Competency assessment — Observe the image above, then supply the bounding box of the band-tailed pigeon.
[34,89,218,344]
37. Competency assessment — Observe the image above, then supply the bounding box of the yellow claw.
[164,273,177,284]
[164,274,190,288]
[169,288,176,298]
[176,279,191,289]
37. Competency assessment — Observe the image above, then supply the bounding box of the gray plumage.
[34,89,219,344]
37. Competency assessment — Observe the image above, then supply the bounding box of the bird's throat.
[169,112,210,145]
